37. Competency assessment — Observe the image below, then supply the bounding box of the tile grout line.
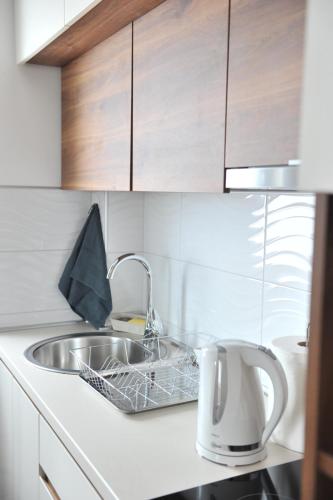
[142,193,147,312]
[259,194,269,345]
[104,191,108,251]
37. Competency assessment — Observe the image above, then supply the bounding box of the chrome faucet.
[107,253,163,338]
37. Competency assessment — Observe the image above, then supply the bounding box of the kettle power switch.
[258,345,277,360]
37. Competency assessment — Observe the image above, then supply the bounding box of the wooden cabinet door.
[62,24,132,190]
[133,0,228,192]
[226,0,305,168]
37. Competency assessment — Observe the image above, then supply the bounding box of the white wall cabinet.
[65,0,102,25]
[0,361,39,500]
[299,0,333,193]
[15,0,102,64]
[15,0,65,63]
[1,0,61,188]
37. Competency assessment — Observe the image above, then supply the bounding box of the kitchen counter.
[0,323,302,500]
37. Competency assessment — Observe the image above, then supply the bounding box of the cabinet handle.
[40,467,60,500]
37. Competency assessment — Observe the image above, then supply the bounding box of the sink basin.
[24,332,148,374]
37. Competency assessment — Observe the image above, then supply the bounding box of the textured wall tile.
[265,194,315,291]
[173,262,262,343]
[144,193,182,259]
[0,250,77,315]
[262,283,311,346]
[0,188,91,251]
[181,193,265,279]
[107,192,144,253]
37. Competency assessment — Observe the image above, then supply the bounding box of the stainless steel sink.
[24,332,148,374]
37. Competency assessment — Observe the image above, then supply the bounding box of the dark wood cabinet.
[132,0,228,192]
[302,194,333,500]
[225,0,305,169]
[62,24,132,191]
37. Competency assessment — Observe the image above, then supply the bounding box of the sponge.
[128,317,146,326]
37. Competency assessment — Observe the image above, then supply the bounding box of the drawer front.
[40,418,100,500]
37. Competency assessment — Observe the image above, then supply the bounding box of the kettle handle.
[242,345,288,445]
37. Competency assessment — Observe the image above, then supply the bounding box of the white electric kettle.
[196,340,288,466]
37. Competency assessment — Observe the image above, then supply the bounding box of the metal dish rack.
[71,334,212,414]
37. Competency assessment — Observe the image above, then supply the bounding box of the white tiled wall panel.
[261,283,311,346]
[143,192,315,345]
[0,189,145,329]
[0,187,315,338]
[107,192,144,254]
[0,188,91,251]
[144,193,182,259]
[180,193,265,279]
[265,194,315,291]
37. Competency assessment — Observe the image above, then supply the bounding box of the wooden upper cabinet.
[226,0,305,169]
[62,24,132,190]
[132,0,228,192]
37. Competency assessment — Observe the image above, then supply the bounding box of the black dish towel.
[58,204,112,329]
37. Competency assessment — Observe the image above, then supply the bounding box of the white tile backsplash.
[0,189,145,329]
[0,250,71,314]
[0,186,315,340]
[180,193,265,279]
[107,192,144,253]
[265,194,315,291]
[144,193,182,259]
[177,263,262,342]
[143,192,315,345]
[262,283,311,346]
[0,188,91,251]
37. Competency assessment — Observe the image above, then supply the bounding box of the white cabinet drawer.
[40,418,100,500]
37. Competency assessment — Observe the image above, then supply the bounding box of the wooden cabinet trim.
[28,0,166,66]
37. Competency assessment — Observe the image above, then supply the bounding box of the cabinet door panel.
[226,0,305,168]
[40,418,99,500]
[0,362,39,500]
[12,380,39,500]
[0,362,13,500]
[62,24,132,190]
[133,0,228,192]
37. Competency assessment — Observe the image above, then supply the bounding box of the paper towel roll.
[267,336,308,453]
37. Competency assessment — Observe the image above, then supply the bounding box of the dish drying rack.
[71,334,212,414]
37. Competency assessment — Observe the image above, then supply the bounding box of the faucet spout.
[107,253,163,338]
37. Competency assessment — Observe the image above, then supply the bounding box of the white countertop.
[0,323,302,500]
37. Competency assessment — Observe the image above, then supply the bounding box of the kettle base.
[196,442,267,467]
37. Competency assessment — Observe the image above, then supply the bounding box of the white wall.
[143,192,315,347]
[0,189,314,337]
[0,0,61,187]
[0,189,145,329]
